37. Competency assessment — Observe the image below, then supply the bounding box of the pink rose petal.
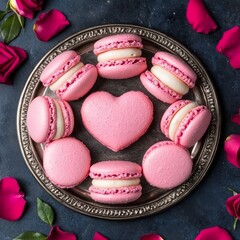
[226,193,240,219]
[0,177,26,221]
[224,134,240,168]
[93,232,108,240]
[140,233,164,240]
[186,0,217,34]
[232,109,240,125]
[216,26,240,69]
[48,226,76,240]
[195,226,232,240]
[10,0,43,19]
[33,9,70,42]
[0,42,27,84]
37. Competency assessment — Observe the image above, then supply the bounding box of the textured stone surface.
[0,0,240,239]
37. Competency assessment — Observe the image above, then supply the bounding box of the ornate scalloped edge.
[17,24,220,220]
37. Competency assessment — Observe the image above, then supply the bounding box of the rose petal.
[195,226,232,240]
[224,134,240,168]
[140,233,164,240]
[48,226,76,240]
[0,42,27,84]
[10,0,43,19]
[93,232,108,240]
[216,26,240,69]
[186,0,217,34]
[232,113,240,125]
[226,194,240,218]
[0,177,26,221]
[33,9,70,42]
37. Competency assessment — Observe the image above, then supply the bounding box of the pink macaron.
[93,34,147,79]
[27,96,74,143]
[89,160,142,204]
[142,141,192,189]
[43,137,91,188]
[81,91,153,152]
[40,50,98,101]
[160,100,212,148]
[140,51,197,103]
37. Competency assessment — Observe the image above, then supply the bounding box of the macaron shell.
[152,51,197,88]
[143,141,192,189]
[140,70,182,104]
[40,50,80,86]
[43,137,91,188]
[90,160,142,179]
[94,34,143,55]
[57,64,98,101]
[81,91,153,152]
[97,57,147,79]
[175,106,212,148]
[89,185,142,204]
[27,96,53,143]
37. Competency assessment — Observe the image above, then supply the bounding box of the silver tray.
[17,24,221,220]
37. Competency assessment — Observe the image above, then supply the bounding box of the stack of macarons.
[25,32,212,204]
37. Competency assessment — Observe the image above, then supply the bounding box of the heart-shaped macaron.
[81,91,153,152]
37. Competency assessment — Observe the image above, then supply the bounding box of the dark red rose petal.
[186,0,217,34]
[10,0,43,19]
[216,26,240,69]
[226,194,240,218]
[232,109,240,125]
[0,177,26,221]
[140,234,164,240]
[93,232,108,240]
[0,42,27,84]
[195,226,232,240]
[224,135,240,168]
[48,226,76,240]
[33,9,70,42]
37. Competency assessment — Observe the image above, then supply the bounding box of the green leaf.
[0,13,22,44]
[6,1,11,11]
[228,187,238,196]
[0,10,5,21]
[13,232,47,240]
[37,198,54,226]
[233,217,238,230]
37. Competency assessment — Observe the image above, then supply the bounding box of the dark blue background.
[1,1,240,239]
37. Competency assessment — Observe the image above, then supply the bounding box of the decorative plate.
[17,24,221,220]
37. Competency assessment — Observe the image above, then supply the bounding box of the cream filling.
[97,48,142,62]
[151,65,189,95]
[92,178,140,188]
[53,99,65,140]
[49,62,84,91]
[168,102,198,140]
